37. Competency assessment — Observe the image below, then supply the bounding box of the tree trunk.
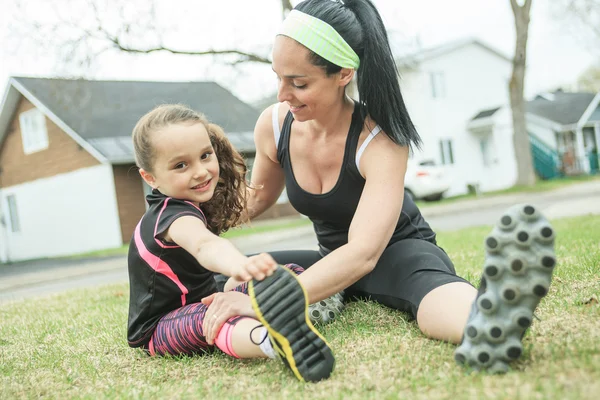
[509,0,536,186]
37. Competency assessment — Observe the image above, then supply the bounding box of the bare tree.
[577,63,600,92]
[556,0,600,43]
[509,0,536,186]
[9,0,294,69]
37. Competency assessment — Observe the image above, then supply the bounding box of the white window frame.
[430,72,446,99]
[19,108,49,154]
[6,194,20,233]
[440,139,454,165]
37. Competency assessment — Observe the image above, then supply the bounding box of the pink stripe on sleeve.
[135,222,188,306]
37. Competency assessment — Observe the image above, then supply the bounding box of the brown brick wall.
[112,164,146,243]
[0,97,100,188]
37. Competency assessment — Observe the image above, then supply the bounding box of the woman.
[203,0,556,374]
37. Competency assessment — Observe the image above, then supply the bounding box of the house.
[393,38,514,196]
[388,38,600,196]
[468,91,600,188]
[0,77,265,263]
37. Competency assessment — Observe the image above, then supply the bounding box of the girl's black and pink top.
[127,189,217,348]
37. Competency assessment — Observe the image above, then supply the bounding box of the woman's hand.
[201,291,256,345]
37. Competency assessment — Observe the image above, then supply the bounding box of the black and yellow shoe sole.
[248,266,335,382]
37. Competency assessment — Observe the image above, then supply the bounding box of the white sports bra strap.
[355,125,382,173]
[272,103,281,150]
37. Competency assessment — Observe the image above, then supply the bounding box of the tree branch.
[110,38,271,64]
[566,0,600,40]
[9,0,280,70]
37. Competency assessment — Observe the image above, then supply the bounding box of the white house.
[394,38,514,196]
[390,38,600,196]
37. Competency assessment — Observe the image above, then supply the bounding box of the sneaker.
[309,291,345,326]
[454,204,557,374]
[248,266,336,382]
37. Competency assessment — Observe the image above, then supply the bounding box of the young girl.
[126,104,335,383]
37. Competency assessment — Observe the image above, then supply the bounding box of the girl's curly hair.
[132,104,249,235]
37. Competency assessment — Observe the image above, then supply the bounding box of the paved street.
[1,180,599,303]
[422,180,600,231]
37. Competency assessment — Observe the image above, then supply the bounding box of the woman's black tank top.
[276,103,436,252]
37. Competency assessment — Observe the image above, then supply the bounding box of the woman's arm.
[297,133,409,303]
[166,216,276,282]
[247,105,286,219]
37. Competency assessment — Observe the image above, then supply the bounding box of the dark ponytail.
[294,0,421,149]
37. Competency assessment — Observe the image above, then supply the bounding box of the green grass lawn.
[1,215,599,399]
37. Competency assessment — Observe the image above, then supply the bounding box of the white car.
[404,160,451,201]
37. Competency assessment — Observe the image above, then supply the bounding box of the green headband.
[278,10,360,69]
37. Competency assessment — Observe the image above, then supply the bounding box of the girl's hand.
[231,253,278,282]
[201,291,256,344]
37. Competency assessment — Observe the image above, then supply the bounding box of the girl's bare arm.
[165,216,276,282]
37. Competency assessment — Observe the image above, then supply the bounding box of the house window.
[440,139,454,165]
[430,72,446,98]
[6,195,20,233]
[19,108,49,154]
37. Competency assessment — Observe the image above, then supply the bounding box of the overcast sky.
[0,0,597,104]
